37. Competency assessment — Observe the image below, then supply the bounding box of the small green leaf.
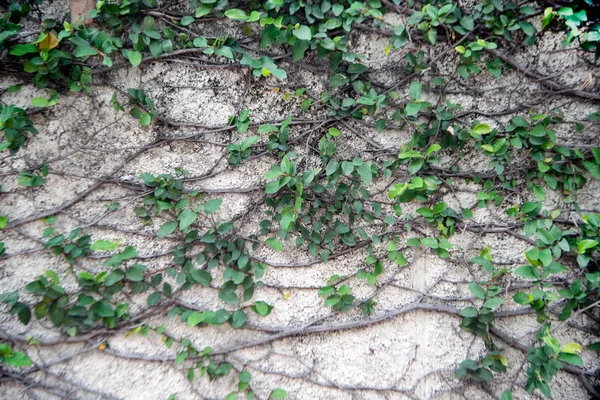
[292,25,312,41]
[93,301,114,317]
[420,238,438,248]
[578,239,598,253]
[127,50,142,66]
[409,81,422,100]
[460,307,478,318]
[139,113,152,126]
[188,312,204,327]
[558,352,583,367]
[472,124,492,135]
[514,265,538,280]
[230,310,246,329]
[252,301,273,316]
[126,264,145,281]
[482,297,504,310]
[500,390,512,400]
[91,239,120,251]
[178,209,197,231]
[270,389,288,399]
[468,283,486,300]
[10,44,38,56]
[561,342,582,354]
[266,238,283,251]
[224,9,248,21]
[157,221,177,238]
[180,16,195,26]
[31,97,50,108]
[204,198,222,214]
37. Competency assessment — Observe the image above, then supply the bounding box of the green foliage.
[524,325,584,398]
[17,164,48,187]
[228,109,250,133]
[319,283,354,312]
[0,343,32,367]
[0,104,38,154]
[456,351,507,382]
[111,89,157,126]
[227,136,259,165]
[45,227,91,264]
[2,0,599,398]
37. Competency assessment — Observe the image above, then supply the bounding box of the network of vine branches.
[0,0,599,399]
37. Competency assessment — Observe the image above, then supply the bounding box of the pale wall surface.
[0,1,599,400]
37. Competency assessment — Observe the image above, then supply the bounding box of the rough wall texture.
[0,1,599,399]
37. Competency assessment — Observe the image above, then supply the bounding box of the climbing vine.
[0,0,599,399]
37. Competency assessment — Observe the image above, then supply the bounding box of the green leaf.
[335,223,350,234]
[347,63,369,74]
[230,310,246,329]
[188,311,204,327]
[252,301,273,316]
[472,123,492,135]
[157,221,177,238]
[405,102,420,116]
[460,16,474,30]
[558,352,583,367]
[324,295,340,307]
[5,351,32,367]
[126,264,146,281]
[500,390,512,400]
[482,297,504,310]
[9,44,38,56]
[421,238,438,248]
[426,28,437,44]
[460,306,478,318]
[266,238,283,251]
[204,198,222,214]
[104,246,138,267]
[468,283,486,300]
[409,81,422,100]
[521,201,539,214]
[127,50,143,67]
[178,209,197,231]
[270,389,288,399]
[105,269,125,286]
[265,180,282,194]
[583,161,600,180]
[139,113,152,126]
[148,292,161,306]
[91,239,120,251]
[224,9,248,21]
[191,269,212,286]
[513,292,531,305]
[561,342,582,354]
[577,239,598,253]
[31,97,49,108]
[174,351,188,364]
[180,16,195,26]
[514,265,538,280]
[217,222,233,234]
[356,162,373,186]
[292,39,310,62]
[193,37,208,48]
[408,158,425,174]
[330,74,349,87]
[93,300,114,317]
[292,25,312,41]
[328,127,342,137]
[69,37,98,57]
[533,185,545,201]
